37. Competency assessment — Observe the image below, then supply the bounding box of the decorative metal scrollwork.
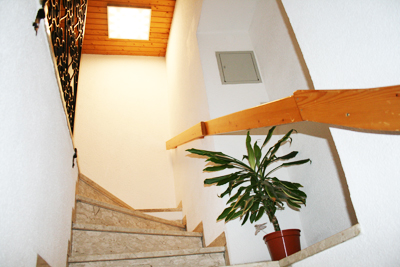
[46,0,87,133]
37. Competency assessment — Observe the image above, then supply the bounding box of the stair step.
[77,174,134,210]
[142,211,184,224]
[76,195,185,231]
[71,224,203,256]
[230,262,280,267]
[68,247,226,267]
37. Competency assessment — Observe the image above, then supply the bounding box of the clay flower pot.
[263,229,301,261]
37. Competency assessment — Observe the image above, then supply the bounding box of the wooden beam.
[82,50,165,56]
[86,17,172,24]
[83,35,168,43]
[87,6,174,14]
[83,29,169,38]
[85,22,171,30]
[83,40,167,48]
[166,122,207,150]
[206,96,303,135]
[294,85,400,131]
[166,86,400,150]
[86,11,174,19]
[83,44,166,52]
[88,0,176,7]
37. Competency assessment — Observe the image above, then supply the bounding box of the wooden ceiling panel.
[82,0,176,57]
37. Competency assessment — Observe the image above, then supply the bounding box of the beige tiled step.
[71,224,203,256]
[77,174,134,210]
[76,195,185,231]
[230,262,279,267]
[68,247,226,267]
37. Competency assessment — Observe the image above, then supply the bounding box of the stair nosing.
[76,195,185,229]
[68,247,226,263]
[72,223,203,237]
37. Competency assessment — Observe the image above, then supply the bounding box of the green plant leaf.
[264,182,278,201]
[217,206,233,221]
[187,148,253,172]
[287,198,302,208]
[206,157,231,164]
[262,126,276,149]
[246,132,256,170]
[204,172,241,185]
[186,148,225,157]
[187,127,310,229]
[243,197,255,213]
[255,206,265,221]
[227,186,247,204]
[241,212,250,225]
[232,192,250,209]
[225,207,242,221]
[281,188,304,201]
[254,141,261,168]
[228,210,244,221]
[265,159,311,177]
[274,151,298,161]
[268,129,295,159]
[250,201,260,212]
[204,164,235,172]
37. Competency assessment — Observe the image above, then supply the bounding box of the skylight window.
[107,6,151,40]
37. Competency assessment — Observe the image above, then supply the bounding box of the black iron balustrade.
[46,0,87,133]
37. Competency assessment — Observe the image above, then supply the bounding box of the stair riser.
[69,252,225,266]
[72,230,203,255]
[76,202,184,231]
[77,179,125,208]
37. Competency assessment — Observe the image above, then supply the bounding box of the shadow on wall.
[277,122,358,226]
[276,0,315,90]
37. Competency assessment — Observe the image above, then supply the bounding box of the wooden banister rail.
[166,85,400,150]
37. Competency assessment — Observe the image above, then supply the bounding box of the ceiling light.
[107,6,151,40]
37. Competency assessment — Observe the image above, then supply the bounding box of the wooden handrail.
[166,85,400,150]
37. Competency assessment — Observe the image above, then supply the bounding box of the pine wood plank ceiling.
[83,0,176,57]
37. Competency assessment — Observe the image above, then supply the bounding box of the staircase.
[67,175,227,266]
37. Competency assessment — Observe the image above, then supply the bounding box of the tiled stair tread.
[76,195,185,229]
[69,247,225,262]
[136,207,182,212]
[230,262,279,267]
[279,224,361,267]
[73,223,202,237]
[76,201,185,232]
[71,227,203,256]
[77,175,134,210]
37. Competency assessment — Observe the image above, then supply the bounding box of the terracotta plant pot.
[263,229,301,261]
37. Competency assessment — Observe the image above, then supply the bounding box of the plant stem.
[271,215,281,232]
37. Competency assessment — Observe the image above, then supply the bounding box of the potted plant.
[186,126,311,261]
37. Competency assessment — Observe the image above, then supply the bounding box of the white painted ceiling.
[197,0,259,33]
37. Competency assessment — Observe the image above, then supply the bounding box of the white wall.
[249,0,312,101]
[195,0,354,264]
[167,0,354,265]
[196,3,273,263]
[281,0,400,266]
[74,55,176,209]
[247,0,354,249]
[0,1,78,266]
[197,0,269,119]
[197,32,270,118]
[166,0,227,246]
[274,123,356,247]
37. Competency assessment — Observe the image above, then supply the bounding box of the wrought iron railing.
[45,0,87,133]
